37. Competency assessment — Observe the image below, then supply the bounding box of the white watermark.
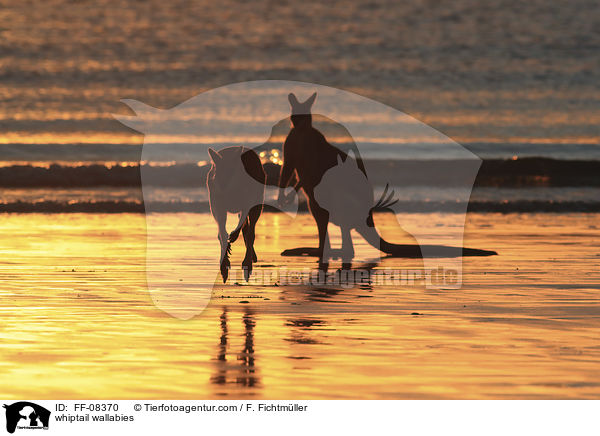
[114,80,488,319]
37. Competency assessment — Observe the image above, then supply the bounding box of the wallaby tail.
[356,225,497,258]
[373,184,398,210]
[357,225,422,257]
[367,184,398,227]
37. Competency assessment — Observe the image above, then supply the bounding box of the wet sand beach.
[0,212,598,399]
[0,0,598,407]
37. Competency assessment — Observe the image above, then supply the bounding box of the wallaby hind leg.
[340,226,354,268]
[242,204,262,281]
[307,194,330,268]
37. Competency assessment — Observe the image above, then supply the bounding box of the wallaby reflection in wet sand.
[278,92,497,267]
[207,146,265,282]
[211,307,259,389]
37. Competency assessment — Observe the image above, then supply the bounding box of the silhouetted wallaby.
[278,92,496,264]
[314,152,397,263]
[207,146,265,282]
[278,92,351,265]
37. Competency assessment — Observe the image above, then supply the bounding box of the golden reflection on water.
[0,212,598,399]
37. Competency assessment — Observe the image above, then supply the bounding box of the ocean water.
[1,0,598,157]
[0,0,598,209]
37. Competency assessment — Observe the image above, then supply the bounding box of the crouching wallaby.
[207,146,265,282]
[315,152,497,262]
[278,92,496,266]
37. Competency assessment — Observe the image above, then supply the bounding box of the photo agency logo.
[114,80,495,320]
[3,402,50,434]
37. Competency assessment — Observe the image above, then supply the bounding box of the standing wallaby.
[278,92,339,266]
[207,146,265,282]
[278,92,496,265]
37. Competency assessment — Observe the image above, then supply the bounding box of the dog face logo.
[3,402,50,434]
[114,80,488,319]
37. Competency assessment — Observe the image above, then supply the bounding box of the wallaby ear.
[304,92,317,108]
[337,154,344,166]
[208,148,222,164]
[288,93,299,108]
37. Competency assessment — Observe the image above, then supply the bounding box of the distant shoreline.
[0,157,599,188]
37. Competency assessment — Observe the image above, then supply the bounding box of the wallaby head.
[208,146,248,186]
[208,146,243,167]
[288,92,317,128]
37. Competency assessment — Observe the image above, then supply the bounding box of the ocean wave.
[0,158,599,188]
